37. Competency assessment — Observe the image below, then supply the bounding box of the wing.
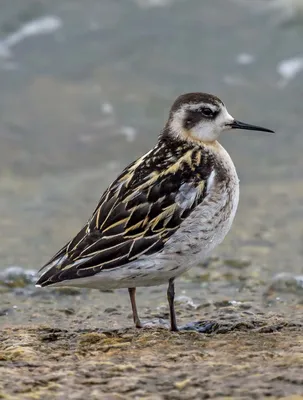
[36,143,214,286]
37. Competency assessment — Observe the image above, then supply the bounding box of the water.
[0,0,303,326]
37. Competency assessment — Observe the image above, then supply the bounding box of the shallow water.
[0,0,303,326]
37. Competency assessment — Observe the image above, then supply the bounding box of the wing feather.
[36,143,215,286]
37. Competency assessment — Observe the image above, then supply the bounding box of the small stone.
[104,307,118,313]
[0,308,13,316]
[58,308,75,315]
[175,295,199,309]
[264,273,303,299]
[174,378,191,390]
[0,266,36,288]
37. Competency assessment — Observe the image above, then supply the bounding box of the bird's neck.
[160,125,221,151]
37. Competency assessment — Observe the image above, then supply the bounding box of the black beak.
[229,120,274,134]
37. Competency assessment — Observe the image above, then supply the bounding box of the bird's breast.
[162,144,239,264]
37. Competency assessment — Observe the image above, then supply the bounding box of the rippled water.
[0,0,303,325]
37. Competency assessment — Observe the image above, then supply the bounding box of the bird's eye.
[201,107,213,117]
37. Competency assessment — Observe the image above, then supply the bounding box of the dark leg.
[167,278,178,331]
[128,287,142,328]
[129,283,217,333]
[167,279,218,334]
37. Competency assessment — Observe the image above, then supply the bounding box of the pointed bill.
[229,120,274,134]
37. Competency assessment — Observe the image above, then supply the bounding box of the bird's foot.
[178,320,219,334]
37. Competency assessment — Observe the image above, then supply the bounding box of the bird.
[36,92,274,332]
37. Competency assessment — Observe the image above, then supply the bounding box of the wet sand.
[1,319,302,399]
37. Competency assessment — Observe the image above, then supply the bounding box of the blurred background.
[1,0,303,327]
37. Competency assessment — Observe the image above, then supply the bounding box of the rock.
[264,272,303,300]
[174,378,191,390]
[0,266,36,288]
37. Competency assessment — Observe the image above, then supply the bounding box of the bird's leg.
[167,279,218,334]
[128,287,142,328]
[167,278,178,331]
[129,287,169,330]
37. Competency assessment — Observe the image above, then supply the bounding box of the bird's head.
[165,92,274,144]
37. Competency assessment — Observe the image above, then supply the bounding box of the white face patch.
[169,101,235,143]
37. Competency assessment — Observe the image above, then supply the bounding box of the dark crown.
[169,92,224,115]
